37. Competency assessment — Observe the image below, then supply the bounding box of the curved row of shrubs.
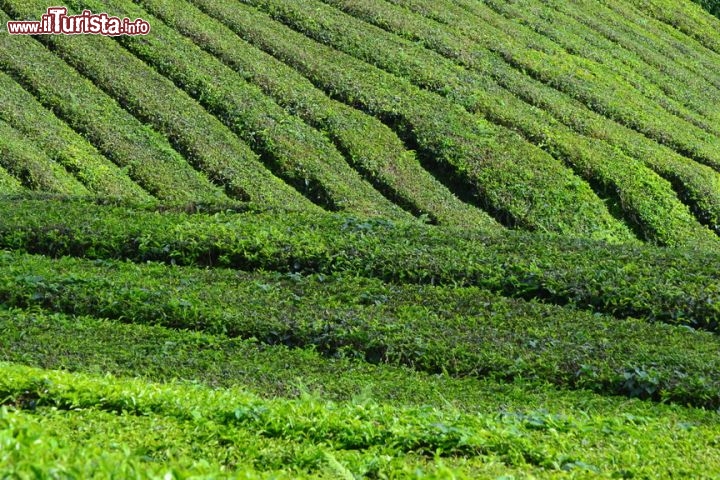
[558,1,720,95]
[484,0,720,130]
[4,2,318,211]
[133,0,499,230]
[186,0,633,241]
[0,72,153,201]
[260,0,718,247]
[51,0,412,220]
[0,10,228,204]
[6,357,720,478]
[625,0,720,54]
[0,199,717,329]
[316,0,720,238]
[1,251,720,408]
[442,0,720,170]
[0,119,89,195]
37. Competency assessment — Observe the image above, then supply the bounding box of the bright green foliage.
[53,0,414,220]
[313,0,720,239]
[246,0,718,247]
[2,362,720,478]
[0,407,301,479]
[134,0,499,229]
[0,72,153,201]
[189,0,632,241]
[0,10,229,204]
[0,167,23,194]
[0,200,717,330]
[0,119,89,195]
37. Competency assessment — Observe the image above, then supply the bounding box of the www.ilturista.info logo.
[6,7,150,36]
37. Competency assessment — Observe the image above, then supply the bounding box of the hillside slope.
[1,0,719,242]
[1,0,720,478]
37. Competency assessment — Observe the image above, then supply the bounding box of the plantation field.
[1,0,720,477]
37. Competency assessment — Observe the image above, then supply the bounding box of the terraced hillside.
[1,0,720,478]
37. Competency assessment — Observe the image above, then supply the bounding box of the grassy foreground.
[2,360,720,478]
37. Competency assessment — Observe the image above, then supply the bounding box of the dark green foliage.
[692,0,720,16]
[1,252,720,407]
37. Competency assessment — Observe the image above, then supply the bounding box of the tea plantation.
[1,0,720,478]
